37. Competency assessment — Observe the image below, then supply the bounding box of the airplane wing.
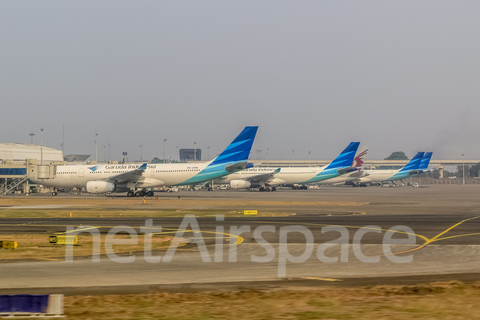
[244,168,281,183]
[103,163,148,183]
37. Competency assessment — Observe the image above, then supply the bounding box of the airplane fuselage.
[31,162,233,190]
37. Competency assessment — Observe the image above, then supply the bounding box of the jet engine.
[230,180,252,189]
[86,181,115,193]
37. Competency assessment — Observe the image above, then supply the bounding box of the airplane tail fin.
[325,142,360,170]
[398,152,425,173]
[419,152,433,171]
[209,126,258,167]
[352,146,368,169]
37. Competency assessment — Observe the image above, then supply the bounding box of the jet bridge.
[0,159,62,195]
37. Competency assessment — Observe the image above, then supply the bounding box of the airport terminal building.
[0,143,64,163]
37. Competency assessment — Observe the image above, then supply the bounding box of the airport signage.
[242,210,258,215]
[0,241,17,249]
[49,235,77,245]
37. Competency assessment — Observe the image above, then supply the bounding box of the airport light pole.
[207,146,210,160]
[62,123,65,155]
[107,134,110,162]
[163,139,167,163]
[95,131,98,162]
[140,145,143,161]
[462,154,465,185]
[176,146,179,161]
[256,149,261,160]
[194,142,196,161]
[40,127,43,165]
[308,151,311,166]
[266,148,269,164]
[29,132,35,144]
[103,145,106,162]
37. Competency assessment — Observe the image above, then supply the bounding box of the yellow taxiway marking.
[254,220,429,243]
[424,216,480,245]
[1,215,480,252]
[0,224,244,245]
[303,277,342,282]
[152,229,244,245]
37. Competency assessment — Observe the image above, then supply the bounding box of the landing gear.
[259,187,265,192]
[208,187,213,191]
[134,191,142,197]
[51,192,57,196]
[272,187,276,192]
[147,191,154,197]
[127,191,134,197]
[265,187,271,192]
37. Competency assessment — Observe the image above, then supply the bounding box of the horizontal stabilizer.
[337,167,358,175]
[349,170,369,178]
[225,162,248,173]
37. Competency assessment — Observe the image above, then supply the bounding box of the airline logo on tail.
[352,147,368,168]
[306,142,360,183]
[399,152,425,173]
[419,152,433,172]
[208,126,258,167]
[324,142,361,171]
[181,126,258,185]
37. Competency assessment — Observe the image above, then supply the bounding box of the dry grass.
[0,197,366,218]
[0,208,295,218]
[63,281,480,319]
[0,233,174,260]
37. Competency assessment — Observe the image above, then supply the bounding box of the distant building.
[179,148,202,161]
[0,143,63,163]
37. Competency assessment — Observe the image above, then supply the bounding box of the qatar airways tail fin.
[351,146,369,169]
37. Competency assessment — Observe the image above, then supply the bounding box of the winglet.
[273,168,281,174]
[138,163,148,171]
[325,142,360,170]
[209,126,258,166]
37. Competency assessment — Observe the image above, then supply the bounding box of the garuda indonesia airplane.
[354,151,427,185]
[31,126,258,197]
[216,142,360,191]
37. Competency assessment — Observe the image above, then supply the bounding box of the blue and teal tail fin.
[399,152,424,173]
[325,142,360,170]
[209,126,258,167]
[419,152,433,171]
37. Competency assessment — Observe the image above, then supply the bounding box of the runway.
[1,185,480,294]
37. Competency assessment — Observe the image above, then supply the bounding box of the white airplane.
[215,142,360,191]
[31,126,258,197]
[353,151,426,186]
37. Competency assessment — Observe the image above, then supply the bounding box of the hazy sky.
[2,1,480,162]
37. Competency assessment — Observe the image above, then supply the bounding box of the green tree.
[151,157,162,163]
[469,163,480,178]
[379,151,409,169]
[384,151,409,161]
